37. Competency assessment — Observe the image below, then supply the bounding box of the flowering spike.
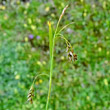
[27,86,34,104]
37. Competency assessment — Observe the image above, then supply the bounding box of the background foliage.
[0,0,110,110]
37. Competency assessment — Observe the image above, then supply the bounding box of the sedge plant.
[27,5,77,110]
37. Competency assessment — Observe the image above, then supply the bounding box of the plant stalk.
[46,22,55,110]
[46,5,68,110]
[46,40,54,110]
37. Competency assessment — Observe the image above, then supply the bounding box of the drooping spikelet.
[66,44,77,62]
[27,86,34,104]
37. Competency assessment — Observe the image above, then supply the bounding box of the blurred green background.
[0,0,110,110]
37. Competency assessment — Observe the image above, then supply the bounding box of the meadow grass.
[28,5,77,110]
[1,1,110,110]
[46,5,69,110]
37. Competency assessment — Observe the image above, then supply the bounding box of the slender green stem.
[46,38,55,110]
[46,13,61,108]
[58,22,74,33]
[32,73,49,86]
[46,5,69,110]
[46,13,60,109]
[56,33,72,48]
[46,21,55,110]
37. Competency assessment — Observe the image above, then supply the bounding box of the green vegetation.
[0,0,110,110]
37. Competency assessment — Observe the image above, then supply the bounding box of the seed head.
[66,44,77,62]
[27,86,34,104]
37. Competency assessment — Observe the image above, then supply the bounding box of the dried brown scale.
[73,54,77,61]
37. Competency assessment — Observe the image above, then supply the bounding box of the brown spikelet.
[27,86,34,104]
[66,44,77,62]
[61,5,68,17]
[58,5,69,27]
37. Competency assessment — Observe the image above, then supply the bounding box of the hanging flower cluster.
[27,86,34,104]
[66,43,77,62]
